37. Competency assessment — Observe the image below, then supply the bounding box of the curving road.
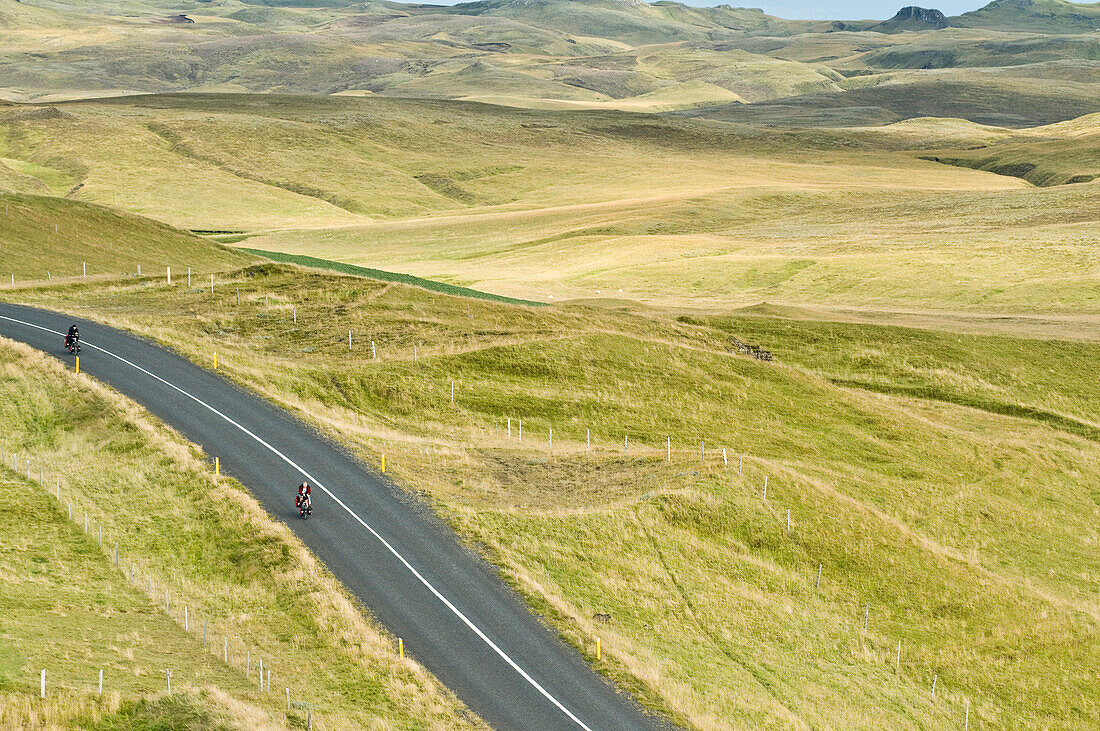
[0,303,664,731]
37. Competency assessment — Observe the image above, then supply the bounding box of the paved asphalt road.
[0,303,665,731]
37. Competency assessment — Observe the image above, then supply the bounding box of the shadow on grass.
[831,378,1100,442]
[83,694,230,731]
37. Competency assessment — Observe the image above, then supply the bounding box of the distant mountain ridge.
[1,0,1097,126]
[439,0,1100,34]
[953,0,1100,32]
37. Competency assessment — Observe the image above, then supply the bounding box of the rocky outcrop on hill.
[873,6,951,33]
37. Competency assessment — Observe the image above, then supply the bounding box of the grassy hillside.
[866,36,1099,70]
[11,94,1096,317]
[0,192,256,282]
[683,72,1100,128]
[0,337,479,728]
[6,262,1098,729]
[0,452,257,728]
[694,312,1100,438]
[242,247,544,306]
[918,114,1100,185]
[954,0,1100,33]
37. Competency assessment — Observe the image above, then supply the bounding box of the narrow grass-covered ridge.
[241,248,545,307]
[0,191,256,282]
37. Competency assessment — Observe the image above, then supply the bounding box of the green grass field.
[0,338,477,729]
[1,3,1099,724]
[8,259,1098,728]
[241,247,544,307]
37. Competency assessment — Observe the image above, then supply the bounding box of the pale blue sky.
[433,2,992,21]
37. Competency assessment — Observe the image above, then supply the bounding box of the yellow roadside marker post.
[75,356,79,374]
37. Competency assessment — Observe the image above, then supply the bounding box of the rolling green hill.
[0,191,256,282]
[682,71,1100,127]
[919,113,1100,185]
[954,0,1100,32]
[859,34,1100,69]
[3,94,1095,316]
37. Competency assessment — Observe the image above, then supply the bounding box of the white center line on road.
[0,312,594,731]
